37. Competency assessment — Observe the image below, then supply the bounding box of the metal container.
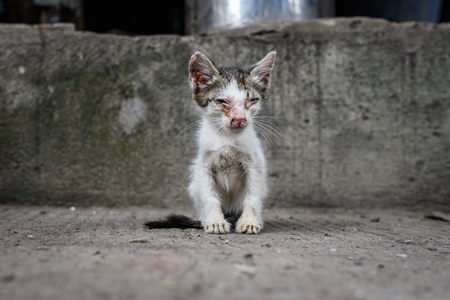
[185,0,335,34]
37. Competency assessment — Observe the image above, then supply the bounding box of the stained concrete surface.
[1,205,449,300]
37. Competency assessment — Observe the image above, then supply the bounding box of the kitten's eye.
[245,98,260,109]
[247,98,260,106]
[214,99,228,105]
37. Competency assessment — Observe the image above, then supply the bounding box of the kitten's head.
[188,51,276,133]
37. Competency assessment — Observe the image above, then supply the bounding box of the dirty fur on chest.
[208,147,250,198]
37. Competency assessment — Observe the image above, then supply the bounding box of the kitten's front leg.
[236,165,266,234]
[201,196,231,234]
[189,163,231,234]
[235,198,263,234]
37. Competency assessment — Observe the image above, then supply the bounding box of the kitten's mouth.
[230,123,247,130]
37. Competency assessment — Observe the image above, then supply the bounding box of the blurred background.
[0,0,448,35]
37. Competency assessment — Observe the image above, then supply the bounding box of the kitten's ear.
[249,51,276,95]
[189,51,220,91]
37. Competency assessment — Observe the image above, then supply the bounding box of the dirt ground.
[0,205,449,300]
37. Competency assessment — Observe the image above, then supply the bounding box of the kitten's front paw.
[235,219,262,234]
[204,220,231,234]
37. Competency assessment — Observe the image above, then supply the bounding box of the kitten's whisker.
[253,121,285,148]
[254,126,284,149]
[255,128,285,148]
[174,121,200,140]
[185,135,197,153]
[209,119,229,136]
[258,130,282,149]
[253,116,287,137]
[253,124,282,149]
[210,121,224,136]
[253,119,285,137]
[172,121,200,153]
[260,127,282,149]
[254,125,275,149]
[253,119,285,136]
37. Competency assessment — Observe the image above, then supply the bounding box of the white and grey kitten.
[146,51,276,234]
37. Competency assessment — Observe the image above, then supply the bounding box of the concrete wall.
[1,18,449,209]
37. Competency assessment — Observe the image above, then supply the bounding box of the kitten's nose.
[231,116,247,128]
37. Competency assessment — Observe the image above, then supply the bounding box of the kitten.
[145,51,276,234]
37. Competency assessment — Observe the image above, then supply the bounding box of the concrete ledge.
[1,18,449,209]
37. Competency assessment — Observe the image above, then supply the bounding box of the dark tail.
[144,214,203,229]
[144,213,240,230]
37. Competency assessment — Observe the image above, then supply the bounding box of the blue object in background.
[359,0,442,23]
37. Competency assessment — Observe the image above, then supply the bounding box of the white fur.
[219,79,247,104]
[188,80,267,234]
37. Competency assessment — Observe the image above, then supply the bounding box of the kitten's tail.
[144,213,239,230]
[144,214,203,229]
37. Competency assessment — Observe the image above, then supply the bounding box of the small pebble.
[129,238,150,243]
[34,246,49,250]
[234,264,256,277]
[2,274,15,283]
[354,259,363,266]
